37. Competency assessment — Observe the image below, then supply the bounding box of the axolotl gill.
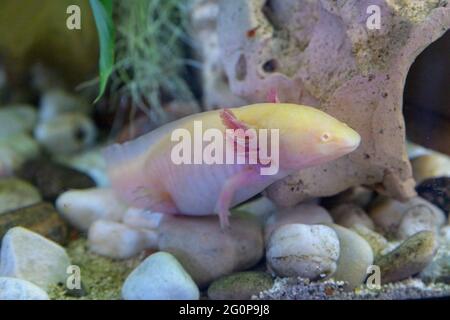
[104,102,361,228]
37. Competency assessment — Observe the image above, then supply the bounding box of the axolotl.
[104,103,361,228]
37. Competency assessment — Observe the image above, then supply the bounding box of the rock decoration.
[217,0,450,205]
[189,0,247,109]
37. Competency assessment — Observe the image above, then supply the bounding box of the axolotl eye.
[320,132,332,143]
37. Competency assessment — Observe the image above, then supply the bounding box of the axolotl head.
[242,103,361,172]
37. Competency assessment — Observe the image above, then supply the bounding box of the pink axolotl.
[104,101,361,228]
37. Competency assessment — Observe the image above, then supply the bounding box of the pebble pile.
[0,75,449,300]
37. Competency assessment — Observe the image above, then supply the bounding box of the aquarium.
[0,0,449,305]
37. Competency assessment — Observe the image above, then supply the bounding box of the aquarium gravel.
[255,277,450,300]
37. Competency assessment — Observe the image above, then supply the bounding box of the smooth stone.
[158,214,264,287]
[0,227,71,290]
[0,148,21,177]
[326,224,374,290]
[375,231,438,284]
[30,63,64,93]
[122,252,199,300]
[416,177,449,216]
[330,204,375,230]
[0,105,37,137]
[351,224,388,258]
[56,187,127,231]
[122,208,163,230]
[207,271,273,300]
[17,159,95,200]
[397,200,446,240]
[232,196,277,225]
[0,277,49,300]
[39,88,91,122]
[88,220,158,259]
[441,226,450,243]
[411,153,450,184]
[266,224,340,280]
[0,133,40,176]
[420,243,450,284]
[321,186,374,209]
[56,147,109,187]
[0,202,69,245]
[0,178,41,214]
[264,204,333,243]
[369,196,445,239]
[34,112,97,155]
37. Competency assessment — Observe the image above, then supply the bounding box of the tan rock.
[411,153,450,184]
[369,196,445,239]
[330,204,375,230]
[158,214,264,288]
[326,224,373,290]
[375,231,438,284]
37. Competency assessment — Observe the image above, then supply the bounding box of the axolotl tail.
[102,133,177,213]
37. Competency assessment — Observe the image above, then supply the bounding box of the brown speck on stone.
[246,26,260,38]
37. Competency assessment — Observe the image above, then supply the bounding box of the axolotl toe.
[103,103,361,228]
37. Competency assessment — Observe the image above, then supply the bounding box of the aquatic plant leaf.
[90,0,114,102]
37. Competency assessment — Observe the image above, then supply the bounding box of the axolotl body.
[104,103,361,227]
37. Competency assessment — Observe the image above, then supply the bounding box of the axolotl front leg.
[215,108,270,228]
[214,167,263,229]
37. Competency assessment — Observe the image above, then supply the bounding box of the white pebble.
[122,207,163,230]
[34,112,96,155]
[440,226,450,244]
[369,196,445,239]
[0,134,40,177]
[88,220,158,259]
[330,204,375,230]
[0,105,37,138]
[0,277,49,300]
[56,187,127,231]
[122,252,200,300]
[328,224,374,289]
[265,204,333,242]
[233,196,277,224]
[0,227,71,290]
[266,224,340,280]
[397,203,445,239]
[39,88,91,122]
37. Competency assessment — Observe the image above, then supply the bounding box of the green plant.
[90,0,114,102]
[90,0,198,125]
